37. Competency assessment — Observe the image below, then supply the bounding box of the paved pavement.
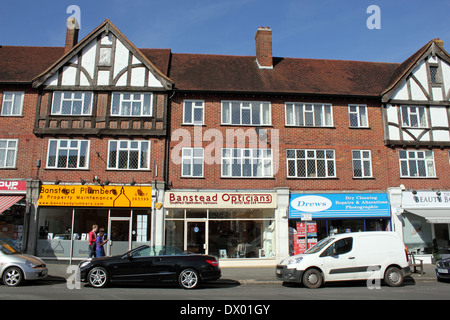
[44,260,438,284]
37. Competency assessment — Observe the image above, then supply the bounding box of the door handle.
[348,257,355,259]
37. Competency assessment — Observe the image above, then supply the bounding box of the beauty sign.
[289,193,390,219]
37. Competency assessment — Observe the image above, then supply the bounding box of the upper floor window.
[52,92,93,116]
[285,103,333,127]
[47,139,89,169]
[107,140,150,170]
[222,148,272,178]
[348,105,368,128]
[287,149,335,178]
[399,150,435,178]
[401,106,427,128]
[182,147,204,177]
[1,92,24,116]
[429,65,440,84]
[352,150,372,178]
[111,93,152,116]
[183,100,204,125]
[222,101,271,126]
[0,139,18,168]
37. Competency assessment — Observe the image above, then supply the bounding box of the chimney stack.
[255,27,273,69]
[65,17,80,54]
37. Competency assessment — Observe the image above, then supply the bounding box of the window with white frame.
[182,148,204,177]
[287,149,335,178]
[352,150,372,178]
[222,148,272,177]
[108,140,150,170]
[47,139,90,169]
[401,106,427,128]
[285,103,333,127]
[183,100,204,125]
[0,139,18,168]
[348,105,368,127]
[221,101,271,125]
[1,92,24,116]
[111,93,152,116]
[51,92,93,115]
[399,150,435,178]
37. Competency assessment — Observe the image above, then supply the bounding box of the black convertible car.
[78,245,221,289]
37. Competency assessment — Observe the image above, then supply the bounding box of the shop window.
[0,199,26,250]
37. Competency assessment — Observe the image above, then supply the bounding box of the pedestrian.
[88,224,98,259]
[96,230,109,257]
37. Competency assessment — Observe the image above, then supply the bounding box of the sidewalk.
[44,260,438,284]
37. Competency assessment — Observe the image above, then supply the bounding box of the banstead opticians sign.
[38,185,152,207]
[164,191,277,209]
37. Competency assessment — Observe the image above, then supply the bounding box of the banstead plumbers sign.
[38,185,152,207]
[164,191,277,209]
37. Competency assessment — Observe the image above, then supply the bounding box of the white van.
[276,231,411,288]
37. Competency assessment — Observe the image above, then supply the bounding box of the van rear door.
[320,236,358,282]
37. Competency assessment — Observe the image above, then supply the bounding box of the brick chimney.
[65,17,80,54]
[255,27,273,69]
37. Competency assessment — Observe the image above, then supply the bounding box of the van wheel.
[302,269,323,289]
[384,266,404,287]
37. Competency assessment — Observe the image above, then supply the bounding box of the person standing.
[96,230,109,257]
[88,224,98,259]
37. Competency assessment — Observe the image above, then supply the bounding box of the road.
[0,277,448,301]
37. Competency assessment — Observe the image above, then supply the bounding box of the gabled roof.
[31,19,173,89]
[381,39,450,99]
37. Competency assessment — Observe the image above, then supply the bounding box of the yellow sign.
[38,185,152,207]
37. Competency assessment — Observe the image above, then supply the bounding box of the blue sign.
[289,193,390,219]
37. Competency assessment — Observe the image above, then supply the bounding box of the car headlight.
[79,261,91,269]
[25,260,37,268]
[287,257,303,265]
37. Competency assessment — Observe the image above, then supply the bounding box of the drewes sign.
[289,193,390,219]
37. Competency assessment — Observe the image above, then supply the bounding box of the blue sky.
[1,0,449,63]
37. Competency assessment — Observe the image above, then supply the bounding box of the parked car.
[78,245,221,289]
[276,231,411,288]
[435,257,450,282]
[0,240,48,286]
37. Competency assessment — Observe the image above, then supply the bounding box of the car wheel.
[88,267,109,288]
[3,267,24,287]
[302,268,323,289]
[178,268,200,289]
[384,266,404,287]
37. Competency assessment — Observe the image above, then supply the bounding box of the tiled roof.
[170,53,399,96]
[0,46,64,83]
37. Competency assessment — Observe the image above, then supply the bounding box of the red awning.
[0,196,24,214]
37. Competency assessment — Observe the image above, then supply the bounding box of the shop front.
[36,184,152,260]
[163,191,277,266]
[288,193,391,255]
[0,180,27,251]
[400,190,450,261]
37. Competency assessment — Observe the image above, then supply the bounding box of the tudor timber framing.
[31,19,172,138]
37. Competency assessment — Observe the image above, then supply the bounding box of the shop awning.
[0,196,24,214]
[405,209,450,224]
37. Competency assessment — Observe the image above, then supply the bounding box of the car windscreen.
[0,242,20,255]
[304,237,334,254]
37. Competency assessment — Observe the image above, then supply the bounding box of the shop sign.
[38,185,152,207]
[289,193,390,219]
[0,180,26,193]
[402,190,450,209]
[164,191,277,209]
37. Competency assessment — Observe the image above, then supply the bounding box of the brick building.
[0,20,448,264]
